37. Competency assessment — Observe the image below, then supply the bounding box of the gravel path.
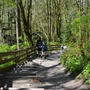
[33,51,90,90]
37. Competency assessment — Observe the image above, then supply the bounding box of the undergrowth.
[60,45,90,84]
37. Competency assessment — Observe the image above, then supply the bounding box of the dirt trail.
[33,51,90,90]
[1,51,90,90]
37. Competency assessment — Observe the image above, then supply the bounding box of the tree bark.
[18,0,33,46]
[16,0,19,50]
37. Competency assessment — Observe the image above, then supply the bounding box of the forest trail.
[1,51,90,90]
[33,51,90,90]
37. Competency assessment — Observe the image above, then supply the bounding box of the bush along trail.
[60,45,90,85]
[31,51,90,90]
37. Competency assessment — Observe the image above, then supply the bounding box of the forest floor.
[1,51,90,90]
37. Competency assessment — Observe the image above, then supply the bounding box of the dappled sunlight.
[0,0,90,90]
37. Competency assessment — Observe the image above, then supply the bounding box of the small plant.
[0,44,11,52]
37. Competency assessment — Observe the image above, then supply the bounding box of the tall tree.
[18,0,33,46]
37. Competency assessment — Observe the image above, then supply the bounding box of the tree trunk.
[16,0,19,50]
[18,0,33,46]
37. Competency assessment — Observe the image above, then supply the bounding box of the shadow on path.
[0,52,90,90]
[33,52,90,90]
[0,55,37,90]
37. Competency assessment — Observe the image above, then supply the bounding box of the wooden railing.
[0,46,37,73]
[0,45,60,73]
[47,45,60,51]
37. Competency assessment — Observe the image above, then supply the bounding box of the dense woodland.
[0,0,90,85]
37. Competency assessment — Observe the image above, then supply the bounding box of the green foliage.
[0,43,30,53]
[0,44,17,52]
[83,63,90,79]
[19,41,29,48]
[65,54,84,73]
[60,51,68,65]
[60,8,90,84]
[71,11,90,43]
[19,36,29,48]
[10,45,17,51]
[48,41,60,45]
[0,44,11,52]
[0,0,15,7]
[79,62,90,84]
[23,41,29,48]
[0,35,29,53]
[60,47,86,73]
[61,31,69,43]
[0,61,15,71]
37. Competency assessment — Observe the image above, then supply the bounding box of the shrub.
[65,54,84,73]
[60,51,68,65]
[60,47,86,73]
[23,41,29,48]
[0,44,11,52]
[80,62,90,84]
[48,41,60,45]
[10,45,17,50]
[0,41,29,53]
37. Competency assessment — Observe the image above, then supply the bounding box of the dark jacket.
[36,40,42,47]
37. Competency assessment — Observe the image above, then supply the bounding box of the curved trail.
[1,51,90,90]
[33,51,90,90]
